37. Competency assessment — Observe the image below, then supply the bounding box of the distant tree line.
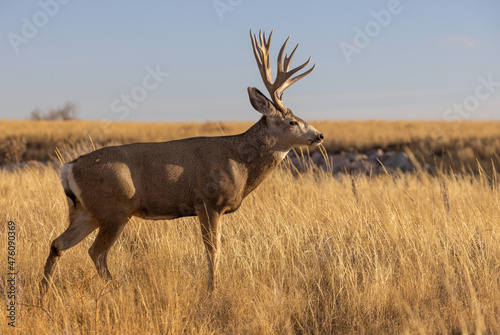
[30,102,78,121]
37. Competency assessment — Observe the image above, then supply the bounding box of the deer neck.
[232,117,289,196]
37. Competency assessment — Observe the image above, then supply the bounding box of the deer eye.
[289,121,298,126]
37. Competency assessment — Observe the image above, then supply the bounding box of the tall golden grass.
[1,158,499,333]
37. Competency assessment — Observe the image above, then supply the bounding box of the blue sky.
[1,0,499,122]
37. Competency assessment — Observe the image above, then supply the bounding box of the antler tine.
[250,30,261,65]
[276,61,316,97]
[259,29,264,49]
[250,29,273,87]
[266,30,273,48]
[274,37,315,103]
[262,30,273,70]
[279,56,313,85]
[283,43,299,72]
[277,35,290,72]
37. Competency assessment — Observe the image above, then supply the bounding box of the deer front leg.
[196,207,221,292]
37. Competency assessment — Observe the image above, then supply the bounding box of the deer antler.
[250,29,315,113]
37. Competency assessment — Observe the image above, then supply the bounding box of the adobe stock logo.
[339,0,406,64]
[6,0,72,54]
[110,65,169,120]
[443,75,499,120]
[213,0,243,21]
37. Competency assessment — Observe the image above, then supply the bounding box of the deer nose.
[318,133,324,141]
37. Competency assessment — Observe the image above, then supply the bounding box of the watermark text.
[6,221,17,327]
[7,0,72,54]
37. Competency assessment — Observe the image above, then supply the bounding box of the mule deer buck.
[41,29,323,293]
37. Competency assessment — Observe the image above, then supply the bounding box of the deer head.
[248,29,323,148]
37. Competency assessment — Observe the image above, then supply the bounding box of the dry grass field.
[1,164,499,334]
[1,120,499,333]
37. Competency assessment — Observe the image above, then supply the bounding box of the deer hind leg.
[41,206,98,293]
[196,208,222,292]
[88,216,129,281]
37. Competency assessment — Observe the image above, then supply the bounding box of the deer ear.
[247,87,278,117]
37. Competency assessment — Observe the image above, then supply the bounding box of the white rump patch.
[60,163,83,207]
